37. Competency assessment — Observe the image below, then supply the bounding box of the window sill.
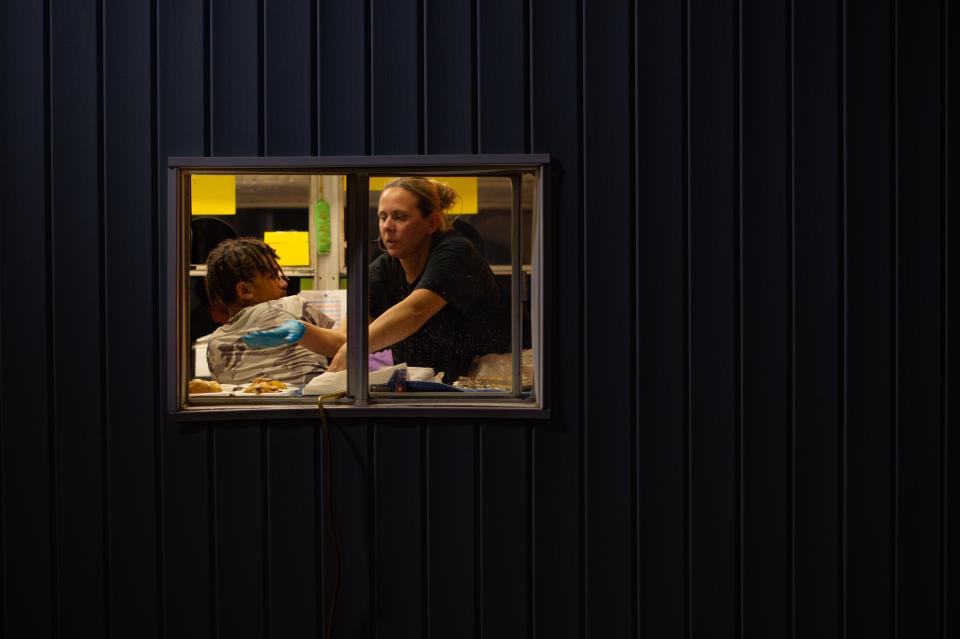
[168,399,549,423]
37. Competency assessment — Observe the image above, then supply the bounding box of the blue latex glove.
[242,319,305,348]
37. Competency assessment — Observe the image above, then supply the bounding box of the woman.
[327,177,510,383]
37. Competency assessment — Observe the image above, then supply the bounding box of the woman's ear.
[426,212,440,234]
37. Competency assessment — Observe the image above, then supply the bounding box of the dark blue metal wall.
[1,0,957,637]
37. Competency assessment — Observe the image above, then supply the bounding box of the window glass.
[186,172,349,404]
[365,176,533,396]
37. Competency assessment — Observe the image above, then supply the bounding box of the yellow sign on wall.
[264,231,310,266]
[369,176,479,215]
[191,175,236,215]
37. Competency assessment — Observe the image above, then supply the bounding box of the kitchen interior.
[187,172,535,396]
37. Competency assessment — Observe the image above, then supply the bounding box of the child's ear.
[235,280,255,301]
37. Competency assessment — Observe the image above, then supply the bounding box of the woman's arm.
[327,288,446,371]
[298,323,346,358]
[368,288,446,352]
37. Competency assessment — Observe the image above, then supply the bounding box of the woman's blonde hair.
[382,176,459,231]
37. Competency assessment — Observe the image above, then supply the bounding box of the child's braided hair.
[204,237,283,307]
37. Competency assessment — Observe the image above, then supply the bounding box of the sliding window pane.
[365,175,531,396]
[186,172,349,404]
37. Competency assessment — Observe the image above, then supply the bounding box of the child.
[203,238,345,385]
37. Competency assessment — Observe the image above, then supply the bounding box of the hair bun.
[434,181,459,213]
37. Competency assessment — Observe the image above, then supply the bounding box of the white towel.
[301,363,439,395]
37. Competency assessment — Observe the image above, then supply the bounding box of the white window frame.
[165,155,551,420]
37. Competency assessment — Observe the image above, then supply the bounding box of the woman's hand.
[327,342,348,371]
[326,289,445,371]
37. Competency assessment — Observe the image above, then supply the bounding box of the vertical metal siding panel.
[310,0,318,156]
[688,0,738,635]
[103,0,162,635]
[736,8,744,635]
[318,0,368,154]
[157,1,212,636]
[427,425,477,638]
[476,1,531,637]
[526,423,534,639]
[893,2,902,634]
[947,4,958,638]
[44,5,61,631]
[371,0,420,154]
[0,102,3,636]
[480,424,530,639]
[0,1,55,636]
[788,1,798,634]
[424,426,431,639]
[314,422,327,638]
[210,0,260,156]
[477,0,527,153]
[209,430,221,639]
[372,425,424,637]
[158,372,214,639]
[635,0,687,635]
[896,2,946,637]
[582,0,635,635]
[262,427,272,639]
[159,394,214,639]
[475,426,485,639]
[892,6,901,636]
[0,173,3,638]
[208,4,266,638]
[793,0,843,635]
[0,56,3,633]
[891,7,903,628]
[683,3,693,635]
[214,426,265,639]
[266,424,320,638]
[740,0,790,636]
[49,0,107,635]
[841,1,850,634]
[530,0,583,636]
[421,3,478,636]
[157,0,206,157]
[845,0,895,636]
[264,0,313,156]
[424,0,473,154]
[318,425,373,639]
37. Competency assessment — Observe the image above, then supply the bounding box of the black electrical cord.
[318,391,346,639]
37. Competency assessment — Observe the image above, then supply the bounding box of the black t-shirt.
[369,231,510,383]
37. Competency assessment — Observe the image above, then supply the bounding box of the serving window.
[166,156,550,419]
